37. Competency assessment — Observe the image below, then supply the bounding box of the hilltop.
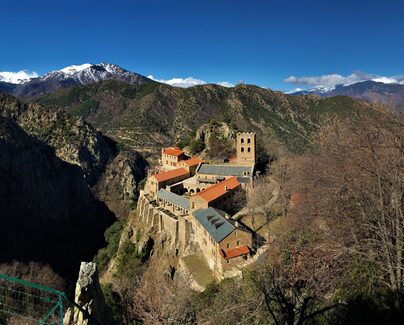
[34,80,387,153]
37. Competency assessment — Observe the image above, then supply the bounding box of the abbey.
[139,132,259,278]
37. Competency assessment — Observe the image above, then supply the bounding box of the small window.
[241,138,244,143]
[234,230,237,236]
[226,260,230,264]
[247,138,251,144]
[241,147,244,152]
[236,240,240,246]
[226,243,230,248]
[247,147,251,152]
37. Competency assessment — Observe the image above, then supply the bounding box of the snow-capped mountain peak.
[59,63,93,75]
[1,62,151,97]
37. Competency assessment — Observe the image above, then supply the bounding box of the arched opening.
[190,189,195,194]
[241,138,244,143]
[241,147,244,152]
[247,138,251,144]
[247,147,251,152]
[196,188,201,193]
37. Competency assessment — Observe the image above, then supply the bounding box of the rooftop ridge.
[194,176,238,196]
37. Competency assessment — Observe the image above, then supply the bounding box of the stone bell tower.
[236,132,256,165]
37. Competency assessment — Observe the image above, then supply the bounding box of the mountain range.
[1,63,403,114]
[0,63,152,97]
[289,80,404,113]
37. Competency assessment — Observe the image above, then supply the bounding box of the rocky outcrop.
[0,117,115,279]
[64,262,113,325]
[191,121,237,161]
[0,92,117,186]
[94,150,148,218]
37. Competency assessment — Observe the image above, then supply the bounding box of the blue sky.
[0,0,403,90]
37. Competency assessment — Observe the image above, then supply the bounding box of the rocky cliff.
[0,91,147,217]
[0,117,114,279]
[0,92,148,279]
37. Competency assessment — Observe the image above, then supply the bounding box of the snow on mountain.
[59,63,93,75]
[2,63,152,97]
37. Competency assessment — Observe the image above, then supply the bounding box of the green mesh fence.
[0,273,101,325]
[0,273,65,324]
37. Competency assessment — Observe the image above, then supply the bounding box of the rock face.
[64,262,113,325]
[0,117,115,279]
[0,91,148,279]
[0,92,117,186]
[184,121,237,161]
[0,91,147,216]
[94,151,148,218]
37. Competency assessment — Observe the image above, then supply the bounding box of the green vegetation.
[189,138,206,155]
[70,98,99,117]
[115,241,142,278]
[93,220,124,273]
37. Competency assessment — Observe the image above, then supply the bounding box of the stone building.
[234,132,256,166]
[146,168,190,197]
[140,132,259,279]
[196,164,254,185]
[191,207,252,277]
[189,177,242,213]
[161,147,187,168]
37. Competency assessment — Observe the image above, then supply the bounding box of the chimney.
[224,186,228,192]
[235,221,239,227]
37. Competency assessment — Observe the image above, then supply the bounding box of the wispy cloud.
[284,72,404,88]
[147,75,234,88]
[0,70,38,84]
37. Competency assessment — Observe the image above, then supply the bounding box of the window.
[247,147,251,152]
[226,243,230,248]
[241,138,244,143]
[234,230,237,236]
[226,260,230,264]
[247,138,251,144]
[241,147,244,152]
[236,240,240,246]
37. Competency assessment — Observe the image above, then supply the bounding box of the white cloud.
[284,72,404,88]
[147,75,234,88]
[0,70,38,84]
[285,87,305,94]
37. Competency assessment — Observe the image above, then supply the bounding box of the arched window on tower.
[241,138,244,143]
[241,147,244,152]
[248,147,251,152]
[247,138,251,144]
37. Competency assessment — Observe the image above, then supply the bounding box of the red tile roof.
[220,245,250,260]
[163,147,184,157]
[152,168,188,183]
[196,177,240,203]
[183,157,203,166]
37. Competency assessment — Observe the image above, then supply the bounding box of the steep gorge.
[0,92,148,279]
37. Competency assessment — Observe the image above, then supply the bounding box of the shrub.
[115,242,142,278]
[189,138,206,154]
[93,220,124,273]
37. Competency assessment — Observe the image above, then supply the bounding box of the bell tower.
[236,132,256,165]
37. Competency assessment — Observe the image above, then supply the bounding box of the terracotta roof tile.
[220,245,250,260]
[152,168,188,183]
[196,177,240,203]
[183,157,203,166]
[163,147,184,157]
